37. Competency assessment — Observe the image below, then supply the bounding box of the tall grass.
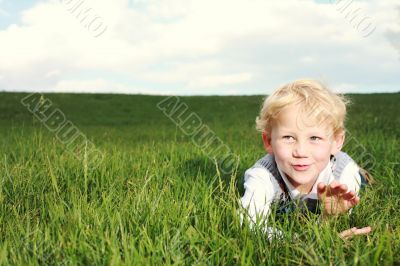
[0,92,399,265]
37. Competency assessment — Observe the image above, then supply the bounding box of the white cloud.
[0,0,399,94]
[52,78,173,95]
[45,69,61,79]
[334,83,357,93]
[385,6,400,59]
[188,73,253,89]
[54,78,129,93]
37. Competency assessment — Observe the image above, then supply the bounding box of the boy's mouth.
[292,164,310,171]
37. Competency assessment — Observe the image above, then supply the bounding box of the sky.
[0,0,399,95]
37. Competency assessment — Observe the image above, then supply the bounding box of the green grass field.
[0,92,399,265]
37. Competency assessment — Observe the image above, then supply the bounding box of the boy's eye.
[283,135,294,140]
[310,136,322,141]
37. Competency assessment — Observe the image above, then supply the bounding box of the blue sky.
[0,0,35,28]
[0,0,399,95]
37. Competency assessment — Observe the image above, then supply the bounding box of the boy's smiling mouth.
[292,164,311,171]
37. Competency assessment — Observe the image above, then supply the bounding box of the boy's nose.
[293,141,308,158]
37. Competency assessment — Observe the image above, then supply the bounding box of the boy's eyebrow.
[307,131,327,135]
[277,128,330,136]
[275,128,296,135]
[307,131,333,138]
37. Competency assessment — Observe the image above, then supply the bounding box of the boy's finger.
[329,184,348,196]
[341,190,356,201]
[344,195,359,210]
[354,226,372,235]
[339,227,356,239]
[329,182,346,190]
[348,226,372,237]
[339,226,372,239]
[348,196,360,206]
[329,181,340,189]
[317,182,326,195]
[324,183,333,196]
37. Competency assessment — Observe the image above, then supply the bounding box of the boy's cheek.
[272,147,292,161]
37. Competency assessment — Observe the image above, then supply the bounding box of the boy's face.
[262,105,344,194]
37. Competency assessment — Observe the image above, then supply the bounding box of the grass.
[0,92,399,265]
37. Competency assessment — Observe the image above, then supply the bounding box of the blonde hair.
[256,79,349,136]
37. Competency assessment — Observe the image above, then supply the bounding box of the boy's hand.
[339,226,372,240]
[317,181,359,215]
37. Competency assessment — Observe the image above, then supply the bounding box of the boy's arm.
[240,167,274,223]
[240,167,281,238]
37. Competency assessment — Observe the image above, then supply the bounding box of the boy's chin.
[286,173,319,188]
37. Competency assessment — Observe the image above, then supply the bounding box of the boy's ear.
[262,131,274,154]
[331,131,345,155]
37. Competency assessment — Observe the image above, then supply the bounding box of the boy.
[240,79,371,239]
